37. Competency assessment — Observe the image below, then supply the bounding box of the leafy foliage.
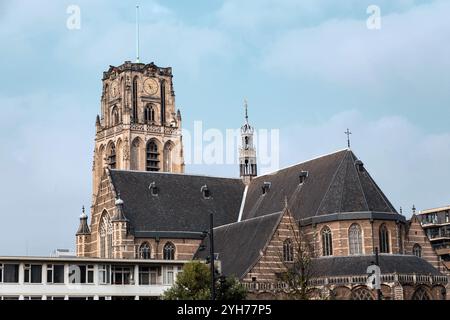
[163,261,247,300]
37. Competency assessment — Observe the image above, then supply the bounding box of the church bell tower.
[239,99,257,184]
[92,61,185,200]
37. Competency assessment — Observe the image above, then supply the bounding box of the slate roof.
[108,170,245,237]
[310,254,443,277]
[194,212,284,279]
[241,149,398,222]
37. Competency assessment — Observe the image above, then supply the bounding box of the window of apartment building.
[24,264,42,284]
[23,296,42,300]
[163,266,175,285]
[445,211,450,223]
[99,265,110,285]
[69,265,94,284]
[139,266,159,285]
[112,266,133,285]
[47,264,65,284]
[47,296,65,300]
[3,264,19,283]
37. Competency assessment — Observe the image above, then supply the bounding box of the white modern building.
[0,256,185,300]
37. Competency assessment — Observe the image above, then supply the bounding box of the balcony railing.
[243,273,449,292]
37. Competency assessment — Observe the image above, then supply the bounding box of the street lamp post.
[209,211,216,300]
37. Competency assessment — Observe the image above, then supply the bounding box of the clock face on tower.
[143,78,158,95]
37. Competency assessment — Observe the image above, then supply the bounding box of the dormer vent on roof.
[299,171,309,184]
[201,185,211,199]
[355,159,364,172]
[149,181,158,196]
[262,182,272,195]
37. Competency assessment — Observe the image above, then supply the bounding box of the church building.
[76,61,448,300]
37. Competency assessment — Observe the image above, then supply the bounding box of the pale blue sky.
[1,0,449,255]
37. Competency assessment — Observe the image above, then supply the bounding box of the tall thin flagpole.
[136,5,140,63]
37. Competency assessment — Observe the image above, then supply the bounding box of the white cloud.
[260,0,450,93]
[280,110,450,215]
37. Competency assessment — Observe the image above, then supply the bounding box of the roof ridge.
[257,148,349,177]
[313,151,348,217]
[350,153,370,211]
[238,209,286,279]
[363,168,397,213]
[214,211,283,231]
[109,169,242,181]
[337,151,350,213]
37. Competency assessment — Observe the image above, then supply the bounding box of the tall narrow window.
[100,213,113,258]
[144,105,155,123]
[111,106,119,126]
[348,224,363,255]
[163,242,175,260]
[160,80,166,125]
[108,144,116,169]
[146,141,160,171]
[413,244,422,257]
[163,142,173,172]
[283,239,294,262]
[322,226,333,256]
[139,242,151,259]
[132,77,138,123]
[379,224,390,253]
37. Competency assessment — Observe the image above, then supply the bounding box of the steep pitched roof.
[241,149,398,222]
[194,211,284,279]
[310,254,444,277]
[108,170,245,237]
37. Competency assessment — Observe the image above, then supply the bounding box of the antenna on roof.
[135,5,140,63]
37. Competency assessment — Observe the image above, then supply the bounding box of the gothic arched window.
[412,287,431,300]
[130,138,141,171]
[413,243,422,258]
[111,106,120,126]
[160,80,166,125]
[283,239,294,262]
[163,142,173,172]
[163,242,175,260]
[145,105,155,123]
[349,223,363,255]
[132,77,138,123]
[146,141,160,171]
[108,144,116,169]
[379,224,390,253]
[321,226,333,256]
[351,287,374,300]
[99,212,112,258]
[139,242,151,260]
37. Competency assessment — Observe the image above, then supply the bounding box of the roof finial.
[412,204,416,214]
[80,205,87,219]
[400,206,403,214]
[135,5,140,63]
[344,128,352,149]
[244,98,249,124]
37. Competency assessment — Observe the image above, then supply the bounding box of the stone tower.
[92,61,185,200]
[239,99,257,184]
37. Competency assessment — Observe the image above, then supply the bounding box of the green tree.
[163,261,247,300]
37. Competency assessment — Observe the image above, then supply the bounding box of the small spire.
[400,206,403,214]
[113,191,127,221]
[244,98,248,124]
[412,204,416,214]
[135,5,140,63]
[77,205,90,235]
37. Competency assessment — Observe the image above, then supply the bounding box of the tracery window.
[351,287,374,300]
[99,213,113,258]
[139,242,151,260]
[412,287,431,300]
[146,141,160,171]
[379,224,390,253]
[349,223,363,255]
[163,242,175,260]
[322,226,333,256]
[283,239,294,262]
[413,243,422,258]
